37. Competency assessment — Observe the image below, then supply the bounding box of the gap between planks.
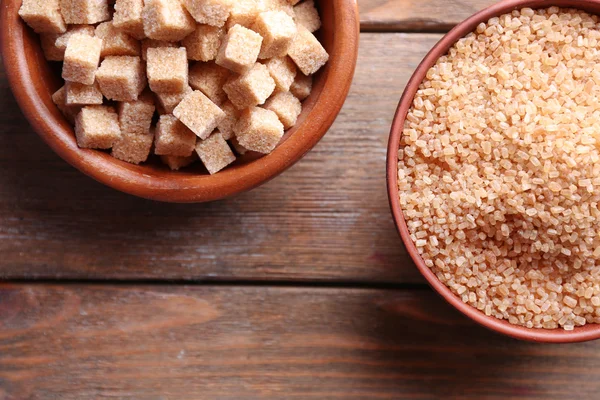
[0,278,431,291]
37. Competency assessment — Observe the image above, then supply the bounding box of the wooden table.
[1,1,600,398]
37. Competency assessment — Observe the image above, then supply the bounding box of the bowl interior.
[387,0,600,342]
[1,0,359,202]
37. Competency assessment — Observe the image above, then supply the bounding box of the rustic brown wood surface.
[359,0,497,31]
[0,33,443,283]
[1,284,600,400]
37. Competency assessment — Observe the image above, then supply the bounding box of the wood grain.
[0,34,442,283]
[359,0,498,32]
[1,284,599,400]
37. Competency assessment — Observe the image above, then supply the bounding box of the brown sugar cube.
[215,24,263,74]
[182,0,232,28]
[288,25,329,75]
[264,91,302,129]
[155,115,197,156]
[217,100,240,140]
[173,90,225,139]
[147,47,188,93]
[40,33,63,61]
[294,0,321,33]
[227,0,265,29]
[113,0,146,40]
[54,25,96,60]
[160,153,197,170]
[75,106,121,149]
[230,136,248,155]
[18,0,66,34]
[141,39,178,61]
[265,56,296,92]
[182,25,224,62]
[43,25,94,62]
[264,0,294,16]
[59,0,110,24]
[96,56,147,101]
[62,34,103,85]
[112,130,154,164]
[223,63,276,110]
[95,22,141,57]
[118,93,156,134]
[195,132,236,174]
[290,72,312,100]
[65,81,103,105]
[155,85,193,114]
[252,10,297,59]
[142,0,196,41]
[188,62,230,105]
[234,107,283,154]
[52,86,81,123]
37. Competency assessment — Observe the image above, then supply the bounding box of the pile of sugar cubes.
[18,0,328,174]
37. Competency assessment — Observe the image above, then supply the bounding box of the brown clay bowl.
[0,0,359,203]
[387,0,600,343]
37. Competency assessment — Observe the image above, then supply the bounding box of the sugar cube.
[95,22,141,57]
[195,132,236,174]
[227,0,265,29]
[75,106,121,149]
[182,0,232,27]
[155,85,193,114]
[182,25,224,62]
[223,63,276,109]
[160,154,197,170]
[216,100,240,140]
[173,90,225,139]
[62,34,103,85]
[141,39,178,61]
[215,24,263,74]
[265,56,296,92]
[96,56,147,101]
[264,0,294,16]
[146,47,188,93]
[59,0,110,24]
[112,130,154,164]
[118,92,156,134]
[294,0,321,32]
[290,72,312,100]
[189,62,230,105]
[65,81,103,105]
[113,0,146,40]
[264,91,302,129]
[252,10,296,59]
[54,25,95,59]
[234,107,283,154]
[288,25,329,75]
[18,0,66,34]
[155,115,197,156]
[142,0,196,41]
[40,33,63,61]
[52,86,81,123]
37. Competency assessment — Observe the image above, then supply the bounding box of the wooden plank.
[359,0,497,32]
[0,33,441,283]
[1,284,600,399]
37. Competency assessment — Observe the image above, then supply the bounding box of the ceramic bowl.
[387,0,600,343]
[0,0,359,202]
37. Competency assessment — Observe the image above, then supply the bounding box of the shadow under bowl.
[0,0,359,203]
[387,0,600,343]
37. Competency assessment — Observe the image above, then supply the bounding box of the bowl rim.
[387,0,600,343]
[0,0,360,203]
